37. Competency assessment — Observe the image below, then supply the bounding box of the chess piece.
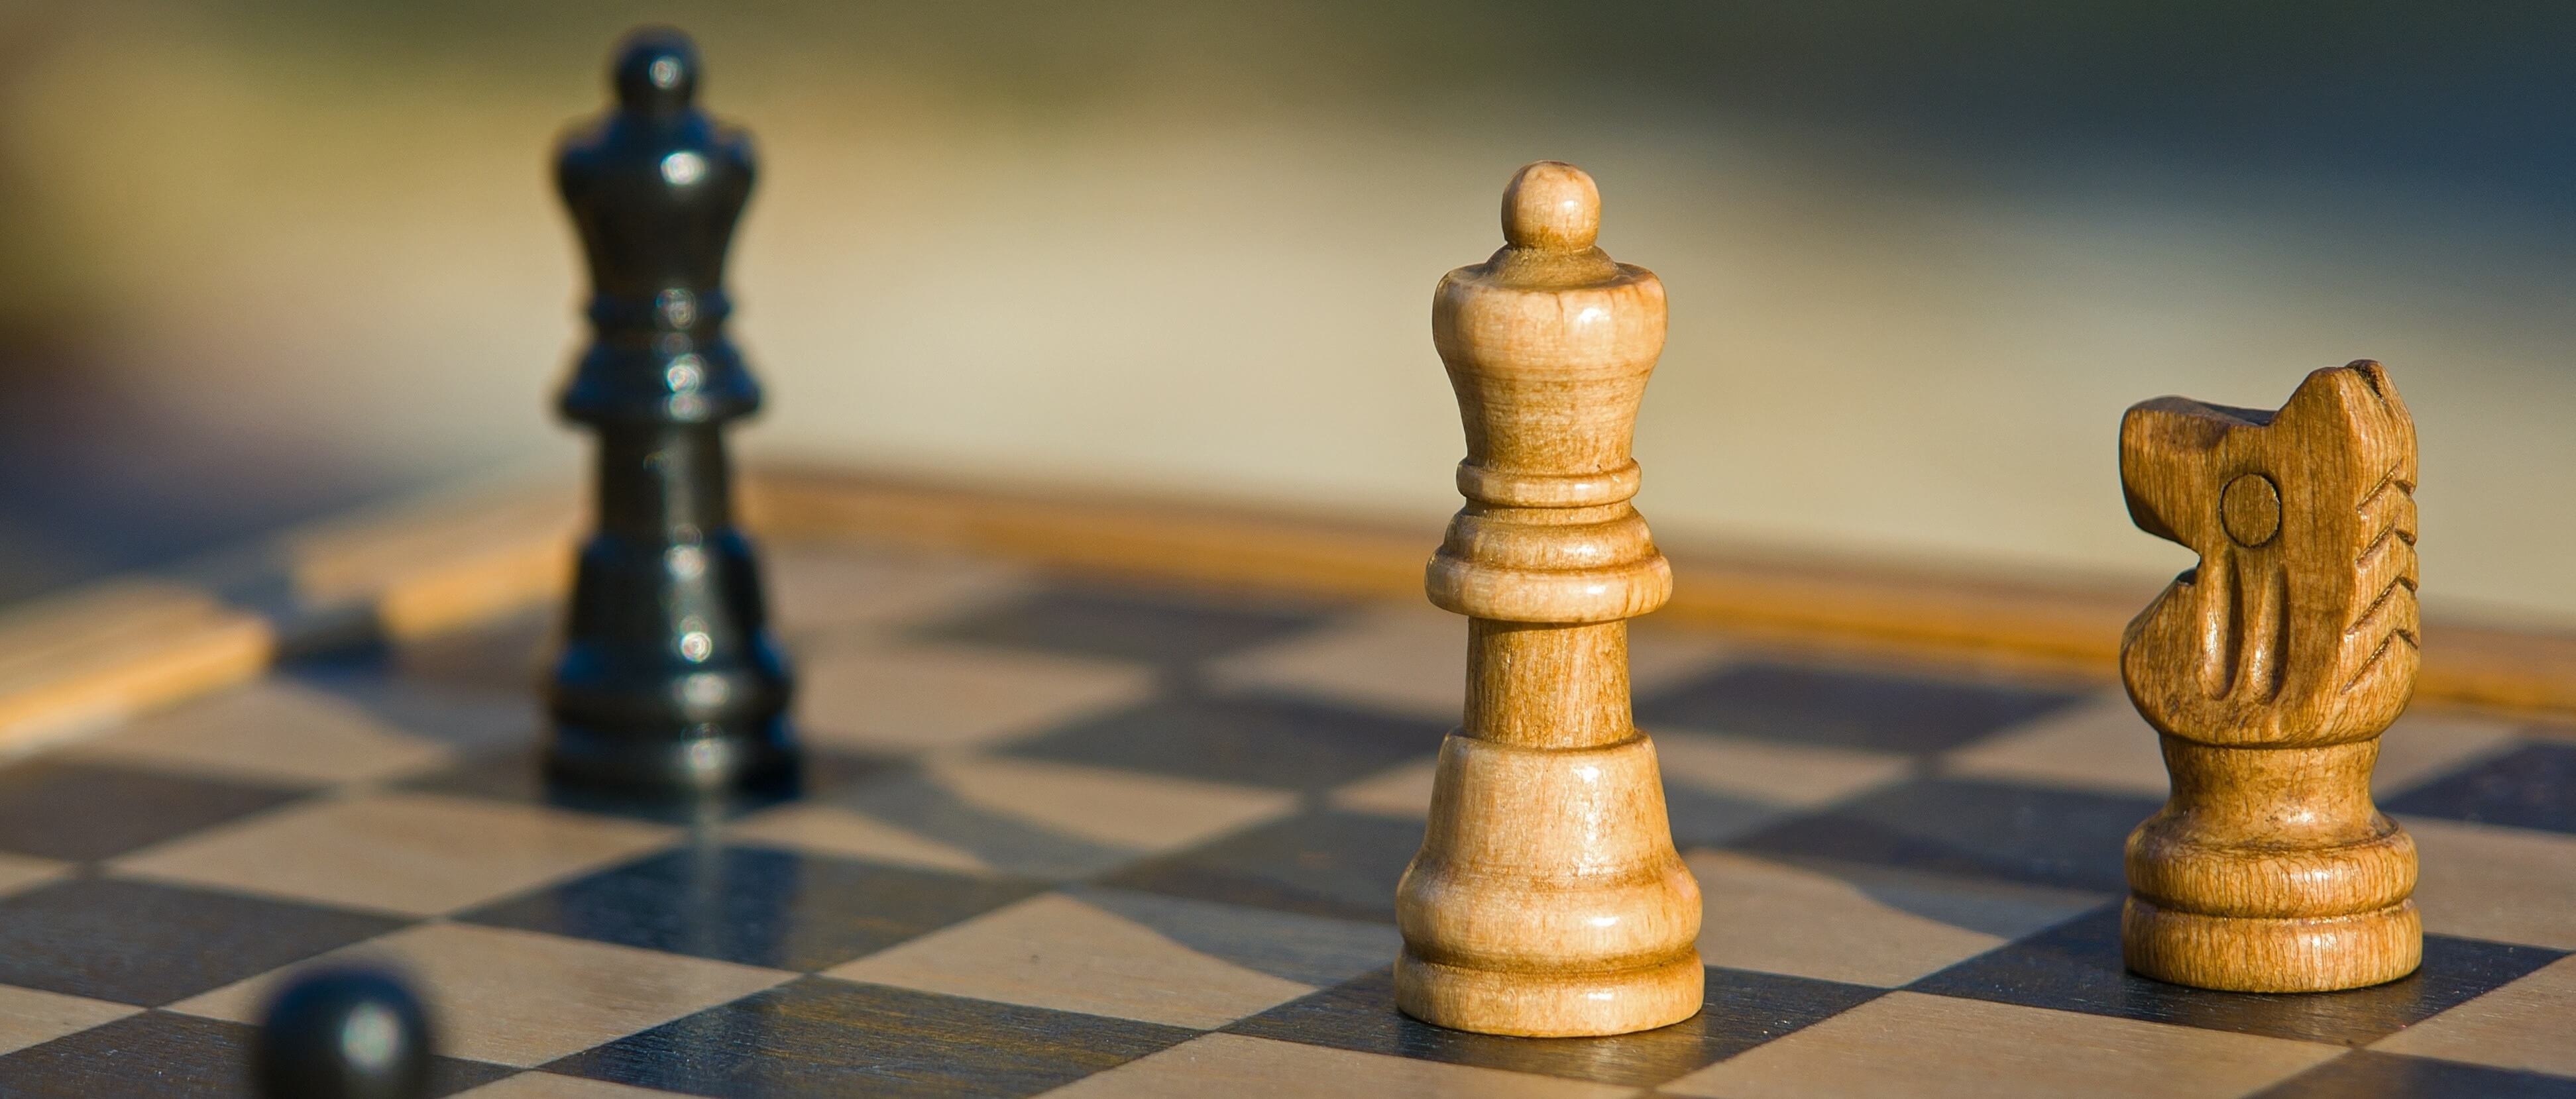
[254,967,433,1099]
[1394,162,1703,1036]
[545,27,797,792]
[2117,360,2422,992]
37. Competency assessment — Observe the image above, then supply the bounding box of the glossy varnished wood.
[2117,361,2423,992]
[544,28,797,794]
[1393,162,1704,1036]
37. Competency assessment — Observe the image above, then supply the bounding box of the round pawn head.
[1500,161,1600,252]
[612,25,700,113]
[254,967,434,1099]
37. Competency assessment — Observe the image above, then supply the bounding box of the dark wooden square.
[1636,660,2086,753]
[1910,906,2569,1046]
[1098,809,1425,923]
[2252,1049,2576,1098]
[1003,692,1444,792]
[1728,777,2160,893]
[914,580,1339,666]
[545,976,1195,1098]
[0,759,302,862]
[459,843,1044,972]
[400,745,893,827]
[0,1010,512,1099]
[0,877,407,1006]
[2383,741,2576,835]
[1227,967,1883,1088]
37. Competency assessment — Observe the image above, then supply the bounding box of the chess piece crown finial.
[613,26,700,112]
[559,25,748,311]
[1428,160,1669,625]
[556,25,758,425]
[1501,160,1598,251]
[1484,161,1620,288]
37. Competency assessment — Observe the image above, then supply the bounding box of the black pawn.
[545,26,797,794]
[253,968,433,1099]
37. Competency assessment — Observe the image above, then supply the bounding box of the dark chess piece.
[254,968,433,1099]
[545,26,797,794]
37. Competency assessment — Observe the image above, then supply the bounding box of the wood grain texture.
[1393,162,1704,1037]
[2116,360,2423,992]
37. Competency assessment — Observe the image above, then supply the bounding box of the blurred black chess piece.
[545,26,798,794]
[254,967,433,1099]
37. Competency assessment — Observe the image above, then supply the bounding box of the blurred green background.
[4,1,2574,621]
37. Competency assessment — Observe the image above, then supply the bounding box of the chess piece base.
[1396,733,1703,1036]
[2123,896,2422,992]
[545,719,798,795]
[1395,951,1704,1037]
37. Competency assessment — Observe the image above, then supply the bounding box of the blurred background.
[3,1,2573,622]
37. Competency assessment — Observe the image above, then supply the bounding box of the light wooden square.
[1327,759,1441,817]
[727,804,996,876]
[2373,710,2529,793]
[1654,729,1913,808]
[67,680,453,787]
[765,544,1026,638]
[0,852,69,900]
[456,1073,696,1098]
[1329,726,1903,821]
[1686,850,2104,987]
[455,1074,696,1098]
[2402,815,2576,949]
[1207,603,1728,720]
[171,922,790,1067]
[109,791,675,916]
[2371,954,2576,1076]
[826,894,1313,1029]
[1944,696,2524,798]
[1940,692,2163,794]
[1040,1032,1636,1098]
[795,639,1154,753]
[738,755,1296,880]
[0,983,140,1056]
[920,754,1295,853]
[1663,991,2341,1099]
[1206,603,1464,719]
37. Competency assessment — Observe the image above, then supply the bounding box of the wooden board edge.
[3,464,2569,741]
[0,588,275,756]
[745,466,2576,721]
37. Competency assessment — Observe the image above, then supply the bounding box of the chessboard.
[0,482,2571,1098]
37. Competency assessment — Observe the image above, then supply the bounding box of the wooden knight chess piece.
[1394,161,1705,1036]
[2117,360,2423,992]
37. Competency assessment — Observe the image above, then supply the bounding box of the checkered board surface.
[2,539,2573,1099]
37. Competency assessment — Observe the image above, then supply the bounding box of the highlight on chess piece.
[2116,360,2422,992]
[1394,162,1705,1037]
[545,26,798,793]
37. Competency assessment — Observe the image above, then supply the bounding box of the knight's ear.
[2120,397,2235,547]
